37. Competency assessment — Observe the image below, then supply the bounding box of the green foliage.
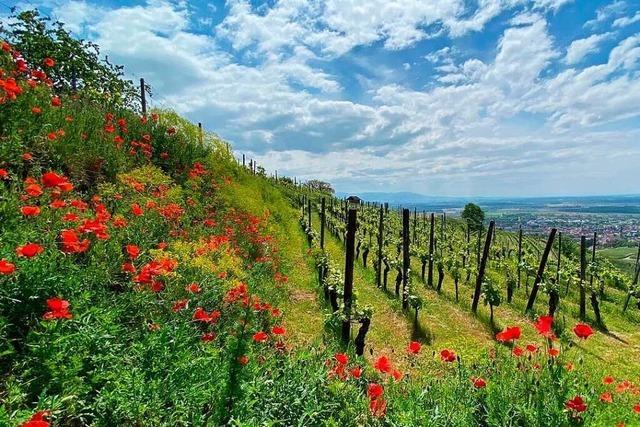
[461,203,485,231]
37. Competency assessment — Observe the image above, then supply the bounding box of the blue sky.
[3,0,640,197]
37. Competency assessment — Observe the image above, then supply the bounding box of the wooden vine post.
[556,231,562,284]
[402,209,410,309]
[589,232,603,325]
[412,208,417,243]
[342,208,357,343]
[307,199,312,230]
[525,228,557,313]
[320,197,326,249]
[428,213,435,287]
[579,236,587,320]
[140,78,147,115]
[517,226,523,289]
[375,205,384,288]
[198,122,203,145]
[472,220,495,313]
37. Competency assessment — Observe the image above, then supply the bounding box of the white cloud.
[564,32,613,65]
[613,11,640,28]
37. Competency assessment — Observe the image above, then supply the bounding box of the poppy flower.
[525,343,538,353]
[51,96,61,107]
[0,168,8,179]
[122,262,136,274]
[172,299,188,312]
[253,331,268,343]
[186,283,201,293]
[130,203,143,216]
[50,200,66,209]
[512,346,524,357]
[600,392,613,403]
[334,353,348,365]
[472,377,487,388]
[369,396,387,418]
[21,410,50,427]
[534,315,554,338]
[548,347,560,357]
[47,132,57,141]
[59,229,90,254]
[350,366,363,379]
[573,323,594,340]
[22,153,34,162]
[391,369,403,381]
[238,355,249,365]
[565,396,587,413]
[633,404,640,414]
[125,244,141,259]
[367,383,384,399]
[43,57,55,67]
[21,205,41,216]
[374,355,393,373]
[31,106,42,114]
[496,326,521,342]
[603,376,615,385]
[16,243,44,258]
[272,326,286,335]
[0,259,16,274]
[25,183,43,197]
[43,297,72,320]
[201,332,216,342]
[193,308,221,323]
[407,341,422,354]
[440,349,456,362]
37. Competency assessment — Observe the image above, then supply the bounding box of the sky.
[2,0,640,197]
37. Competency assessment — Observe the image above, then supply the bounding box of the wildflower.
[548,347,560,357]
[193,308,221,323]
[253,331,268,343]
[43,57,55,67]
[391,369,403,381]
[43,297,72,320]
[335,353,349,365]
[633,404,640,414]
[440,349,456,362]
[21,205,41,216]
[186,283,201,293]
[22,152,33,161]
[407,341,422,354]
[350,366,363,379]
[25,183,43,197]
[566,396,587,413]
[125,244,140,259]
[172,299,188,312]
[238,355,249,365]
[21,410,50,427]
[472,377,487,388]
[534,315,554,338]
[367,383,386,418]
[573,323,594,340]
[31,106,41,114]
[0,259,16,274]
[272,325,286,336]
[201,332,216,342]
[368,383,384,399]
[130,203,143,216]
[600,392,613,403]
[59,229,90,254]
[374,355,393,373]
[525,343,538,353]
[0,168,8,179]
[603,376,615,385]
[51,96,61,107]
[496,326,521,342]
[16,243,44,258]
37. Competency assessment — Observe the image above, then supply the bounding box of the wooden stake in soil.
[472,220,495,313]
[428,213,435,287]
[376,206,384,288]
[525,228,557,313]
[579,236,587,320]
[140,78,147,116]
[402,209,410,309]
[623,241,640,312]
[342,208,357,343]
[320,198,326,250]
[517,226,523,289]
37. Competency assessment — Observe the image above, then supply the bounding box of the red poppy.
[126,244,141,259]
[573,323,594,340]
[253,331,268,343]
[31,106,42,114]
[600,392,613,403]
[43,57,55,67]
[21,205,41,216]
[565,396,587,413]
[374,355,393,373]
[201,332,216,342]
[51,96,61,107]
[0,259,16,274]
[59,229,90,254]
[391,369,403,381]
[16,243,44,258]
[496,326,521,342]
[122,262,136,274]
[603,376,615,385]
[525,343,538,353]
[440,349,456,362]
[130,203,143,216]
[186,283,201,293]
[334,353,348,365]
[50,200,67,209]
[407,341,422,354]
[369,396,387,418]
[272,326,286,335]
[172,299,188,312]
[534,315,554,338]
[193,308,221,323]
[633,404,640,414]
[349,366,363,378]
[512,346,524,357]
[238,355,249,365]
[43,297,72,320]
[0,168,8,179]
[25,183,43,197]
[367,383,384,399]
[472,377,487,388]
[21,410,50,427]
[548,347,560,357]
[22,153,33,161]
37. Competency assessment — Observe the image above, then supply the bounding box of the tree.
[461,203,485,231]
[307,180,334,194]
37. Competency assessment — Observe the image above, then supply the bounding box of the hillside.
[2,17,640,427]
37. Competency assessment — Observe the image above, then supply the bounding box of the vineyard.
[2,9,640,427]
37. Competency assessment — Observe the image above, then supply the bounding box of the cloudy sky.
[3,0,640,197]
